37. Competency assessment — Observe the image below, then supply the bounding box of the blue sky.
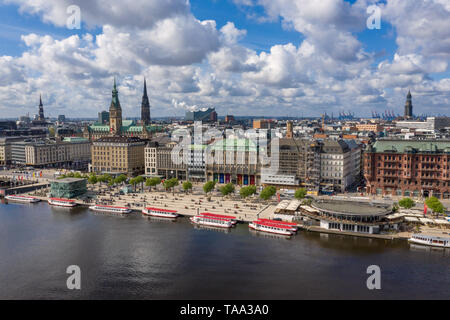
[0,0,448,118]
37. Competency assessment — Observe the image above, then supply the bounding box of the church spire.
[38,94,45,121]
[110,77,121,110]
[404,90,413,119]
[109,78,122,135]
[141,78,151,125]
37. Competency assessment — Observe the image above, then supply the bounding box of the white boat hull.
[142,209,178,219]
[408,237,450,248]
[249,223,293,236]
[48,200,77,207]
[90,206,131,214]
[190,217,232,228]
[5,196,40,203]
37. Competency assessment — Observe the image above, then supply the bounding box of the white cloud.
[382,0,450,59]
[5,0,189,29]
[0,0,449,118]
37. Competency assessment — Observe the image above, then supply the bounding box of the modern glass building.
[50,178,87,199]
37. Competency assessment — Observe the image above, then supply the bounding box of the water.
[0,201,449,300]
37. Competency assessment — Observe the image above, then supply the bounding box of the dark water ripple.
[0,202,449,300]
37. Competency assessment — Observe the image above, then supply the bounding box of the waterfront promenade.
[27,183,277,223]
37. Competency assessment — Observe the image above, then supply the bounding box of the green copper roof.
[88,124,163,133]
[122,120,134,127]
[90,125,110,132]
[370,140,450,154]
[63,137,88,143]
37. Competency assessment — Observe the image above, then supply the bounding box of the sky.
[0,0,449,119]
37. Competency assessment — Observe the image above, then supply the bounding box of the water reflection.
[193,224,232,234]
[249,229,292,240]
[0,203,449,299]
[409,243,450,256]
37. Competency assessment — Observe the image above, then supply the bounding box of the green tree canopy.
[240,185,257,198]
[182,181,193,193]
[425,196,445,214]
[220,183,235,196]
[88,174,98,185]
[98,174,112,184]
[114,174,127,185]
[398,197,415,209]
[146,177,161,189]
[203,181,216,194]
[294,188,307,200]
[135,176,145,184]
[260,186,277,201]
[164,178,179,191]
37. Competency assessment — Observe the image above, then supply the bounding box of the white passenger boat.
[5,195,40,203]
[200,212,237,225]
[142,207,178,218]
[257,218,298,232]
[48,198,77,207]
[408,234,450,248]
[249,220,294,236]
[89,204,131,214]
[190,215,233,228]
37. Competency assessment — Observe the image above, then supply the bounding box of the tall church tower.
[404,90,413,119]
[38,94,45,121]
[109,78,122,135]
[141,78,151,125]
[286,121,293,138]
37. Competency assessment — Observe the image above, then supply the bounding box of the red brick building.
[364,140,450,199]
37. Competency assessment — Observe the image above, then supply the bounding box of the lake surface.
[0,201,449,299]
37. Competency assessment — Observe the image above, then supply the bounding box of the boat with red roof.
[249,220,295,236]
[48,198,77,207]
[190,214,233,228]
[142,207,178,218]
[5,195,40,203]
[200,212,237,225]
[89,204,132,214]
[257,219,298,232]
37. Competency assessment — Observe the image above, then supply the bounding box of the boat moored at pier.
[48,198,77,207]
[190,215,233,228]
[200,212,237,224]
[257,219,298,232]
[249,220,295,236]
[142,207,178,218]
[89,204,132,214]
[408,234,450,248]
[5,195,41,203]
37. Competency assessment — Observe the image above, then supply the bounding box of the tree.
[220,183,235,196]
[164,178,179,194]
[146,177,161,190]
[135,176,145,192]
[88,174,98,185]
[425,196,445,214]
[129,177,139,192]
[98,174,111,185]
[203,181,216,195]
[182,181,193,193]
[398,197,415,209]
[240,185,257,199]
[49,126,56,137]
[295,188,307,200]
[114,174,127,185]
[260,186,277,201]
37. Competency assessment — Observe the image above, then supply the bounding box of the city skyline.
[0,1,449,119]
